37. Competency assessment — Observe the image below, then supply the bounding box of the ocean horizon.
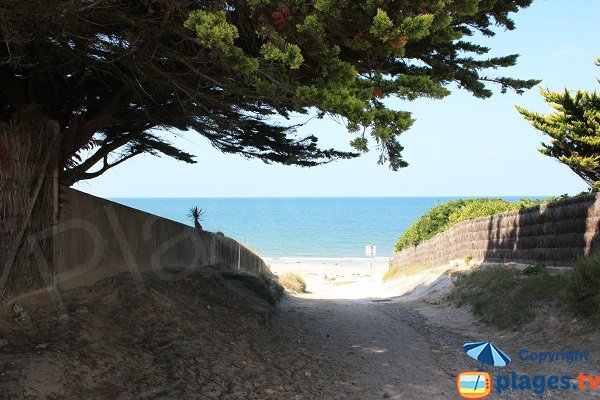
[111,196,547,259]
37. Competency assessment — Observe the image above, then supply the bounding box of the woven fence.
[0,113,60,295]
[391,193,600,270]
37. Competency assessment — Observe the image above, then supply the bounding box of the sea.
[111,197,535,259]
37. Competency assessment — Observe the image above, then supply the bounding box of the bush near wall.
[391,193,600,272]
[395,198,547,252]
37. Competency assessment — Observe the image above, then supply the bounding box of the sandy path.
[270,259,454,399]
[4,259,598,399]
[276,296,453,399]
[270,259,600,400]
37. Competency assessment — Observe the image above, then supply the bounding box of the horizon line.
[106,194,558,199]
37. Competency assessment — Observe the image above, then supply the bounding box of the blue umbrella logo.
[463,341,511,367]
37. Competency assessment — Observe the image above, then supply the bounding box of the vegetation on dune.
[395,198,547,252]
[449,265,564,329]
[567,252,600,319]
[278,272,307,293]
[449,252,600,329]
[517,58,600,189]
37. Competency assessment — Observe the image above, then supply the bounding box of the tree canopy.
[0,0,539,185]
[517,59,600,189]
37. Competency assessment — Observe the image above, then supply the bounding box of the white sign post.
[365,244,376,279]
[365,244,376,258]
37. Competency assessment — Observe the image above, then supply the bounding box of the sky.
[76,0,600,198]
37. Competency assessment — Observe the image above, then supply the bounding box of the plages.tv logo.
[457,341,511,399]
[457,371,491,399]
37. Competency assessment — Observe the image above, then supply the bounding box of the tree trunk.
[0,107,60,297]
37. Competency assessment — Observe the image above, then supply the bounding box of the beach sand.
[265,256,454,301]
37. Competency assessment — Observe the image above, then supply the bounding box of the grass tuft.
[449,252,600,329]
[382,265,400,282]
[565,252,600,319]
[448,266,564,329]
[278,272,307,293]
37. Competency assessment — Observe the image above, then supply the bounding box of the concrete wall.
[54,188,269,289]
[391,194,600,270]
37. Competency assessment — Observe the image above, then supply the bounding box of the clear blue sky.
[77,0,599,198]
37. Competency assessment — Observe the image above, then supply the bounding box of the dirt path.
[271,262,600,400]
[2,265,599,399]
[276,296,453,399]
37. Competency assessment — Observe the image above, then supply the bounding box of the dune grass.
[278,272,307,293]
[382,263,431,281]
[448,253,600,329]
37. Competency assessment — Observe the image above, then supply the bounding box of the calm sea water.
[111,197,530,258]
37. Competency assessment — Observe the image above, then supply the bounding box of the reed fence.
[391,194,600,270]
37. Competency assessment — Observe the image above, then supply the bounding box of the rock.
[149,288,171,307]
[73,307,89,315]
[304,371,312,377]
[383,392,391,398]
[12,304,24,314]
[12,304,31,324]
[35,343,48,349]
[264,388,276,395]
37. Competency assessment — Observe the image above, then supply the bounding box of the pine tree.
[517,59,600,189]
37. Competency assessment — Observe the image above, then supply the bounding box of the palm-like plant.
[187,206,205,231]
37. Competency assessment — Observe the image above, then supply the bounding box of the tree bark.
[0,106,60,297]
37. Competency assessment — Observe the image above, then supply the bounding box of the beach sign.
[365,244,376,257]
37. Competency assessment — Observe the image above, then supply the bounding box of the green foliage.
[395,198,547,251]
[370,9,395,41]
[450,251,600,328]
[517,58,600,189]
[187,206,205,221]
[566,251,600,320]
[395,199,474,251]
[187,206,205,230]
[0,1,539,185]
[447,198,542,226]
[184,10,238,53]
[449,266,565,329]
[464,254,473,266]
[260,41,304,69]
[522,264,547,276]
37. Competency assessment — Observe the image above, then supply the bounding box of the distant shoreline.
[263,256,391,262]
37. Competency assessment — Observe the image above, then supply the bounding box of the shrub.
[278,272,306,293]
[395,198,546,252]
[566,252,600,320]
[446,198,540,227]
[449,266,564,329]
[394,199,473,251]
[449,252,600,329]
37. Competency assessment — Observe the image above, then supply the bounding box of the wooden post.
[52,164,60,285]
